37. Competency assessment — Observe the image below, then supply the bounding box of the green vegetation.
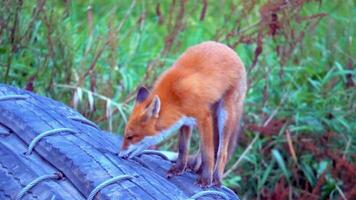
[1,0,355,199]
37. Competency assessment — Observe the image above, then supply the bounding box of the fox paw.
[166,164,185,178]
[195,176,212,188]
[212,173,222,187]
[212,179,222,187]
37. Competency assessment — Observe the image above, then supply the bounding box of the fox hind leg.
[227,119,241,161]
[213,89,244,186]
[195,109,215,187]
[186,97,243,186]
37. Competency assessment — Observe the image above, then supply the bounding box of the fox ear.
[146,95,160,118]
[136,86,149,103]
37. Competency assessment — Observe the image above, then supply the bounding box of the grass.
[1,0,355,199]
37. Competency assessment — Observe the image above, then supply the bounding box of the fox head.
[119,86,167,158]
[122,86,161,144]
[119,86,196,158]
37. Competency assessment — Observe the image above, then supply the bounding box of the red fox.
[120,41,247,187]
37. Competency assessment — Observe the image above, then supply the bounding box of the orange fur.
[122,41,247,186]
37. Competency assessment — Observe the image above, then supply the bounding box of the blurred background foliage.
[0,0,355,199]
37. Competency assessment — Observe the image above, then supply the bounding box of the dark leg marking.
[167,125,192,177]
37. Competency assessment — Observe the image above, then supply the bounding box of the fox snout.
[119,136,149,159]
[120,139,129,151]
[119,142,147,159]
[119,139,131,158]
[119,143,131,159]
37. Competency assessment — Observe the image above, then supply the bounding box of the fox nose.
[118,151,129,159]
[120,141,128,151]
[119,143,129,158]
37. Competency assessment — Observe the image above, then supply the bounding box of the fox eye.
[126,135,137,141]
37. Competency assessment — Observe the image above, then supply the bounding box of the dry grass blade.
[286,129,298,164]
[223,133,259,178]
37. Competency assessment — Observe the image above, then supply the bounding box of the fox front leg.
[167,125,192,177]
